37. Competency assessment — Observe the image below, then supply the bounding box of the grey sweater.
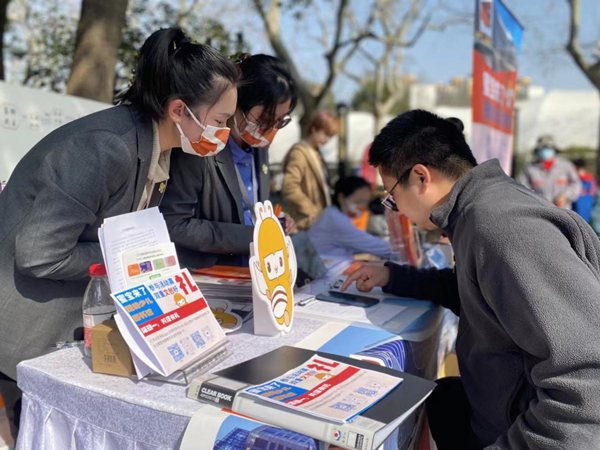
[385,160,600,449]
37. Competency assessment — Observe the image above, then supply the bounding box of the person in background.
[308,176,393,260]
[342,110,600,449]
[0,28,240,440]
[519,135,581,209]
[282,112,339,230]
[572,158,597,223]
[161,54,297,269]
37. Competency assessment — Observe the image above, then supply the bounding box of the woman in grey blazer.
[161,54,298,269]
[0,27,240,438]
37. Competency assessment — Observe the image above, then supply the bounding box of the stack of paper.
[98,208,179,292]
[98,208,230,380]
[192,274,253,303]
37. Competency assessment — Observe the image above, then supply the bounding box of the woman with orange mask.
[0,28,240,440]
[161,54,298,269]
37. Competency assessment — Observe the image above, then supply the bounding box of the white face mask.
[346,202,365,219]
[234,113,278,148]
[176,105,230,157]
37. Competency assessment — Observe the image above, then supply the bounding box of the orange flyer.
[192,265,252,280]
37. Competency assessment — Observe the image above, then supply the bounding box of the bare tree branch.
[564,0,600,177]
[401,14,432,47]
[176,0,203,27]
[565,0,600,89]
[317,0,374,105]
[252,0,312,106]
[312,0,331,49]
[341,68,367,86]
[357,45,379,67]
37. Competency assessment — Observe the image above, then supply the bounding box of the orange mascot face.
[250,201,296,330]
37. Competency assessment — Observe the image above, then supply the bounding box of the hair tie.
[234,53,252,65]
[173,36,191,52]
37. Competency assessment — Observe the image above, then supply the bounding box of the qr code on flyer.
[191,331,206,348]
[331,402,355,412]
[168,343,185,362]
[356,387,378,397]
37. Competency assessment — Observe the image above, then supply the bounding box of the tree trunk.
[299,96,318,138]
[0,0,11,81]
[66,0,129,103]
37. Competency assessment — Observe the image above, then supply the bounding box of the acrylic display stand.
[146,340,232,386]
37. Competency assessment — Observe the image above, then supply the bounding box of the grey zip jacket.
[386,159,600,448]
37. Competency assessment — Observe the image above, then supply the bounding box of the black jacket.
[160,144,270,269]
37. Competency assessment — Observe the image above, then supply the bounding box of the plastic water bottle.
[82,264,115,357]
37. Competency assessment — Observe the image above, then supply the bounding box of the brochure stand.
[249,201,297,336]
[147,340,232,386]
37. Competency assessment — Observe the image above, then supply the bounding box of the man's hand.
[341,264,391,293]
[283,214,296,235]
[554,194,567,209]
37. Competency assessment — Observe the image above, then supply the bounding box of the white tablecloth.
[16,308,457,450]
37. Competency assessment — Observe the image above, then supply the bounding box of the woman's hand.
[283,214,296,235]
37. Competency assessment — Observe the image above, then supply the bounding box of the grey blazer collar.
[128,106,154,210]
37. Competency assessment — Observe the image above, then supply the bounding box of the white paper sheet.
[99,207,171,292]
[296,298,406,326]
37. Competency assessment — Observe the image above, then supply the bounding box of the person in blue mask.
[519,135,581,209]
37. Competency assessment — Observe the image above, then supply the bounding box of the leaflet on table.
[111,268,228,377]
[296,296,406,327]
[180,407,320,450]
[99,207,172,292]
[244,355,402,424]
[121,243,179,288]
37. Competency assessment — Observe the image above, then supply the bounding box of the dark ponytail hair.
[121,28,240,121]
[332,176,370,208]
[236,54,298,128]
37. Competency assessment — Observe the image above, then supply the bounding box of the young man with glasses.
[342,110,600,449]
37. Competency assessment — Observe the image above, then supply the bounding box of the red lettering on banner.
[139,297,208,336]
[472,51,517,134]
[284,366,360,406]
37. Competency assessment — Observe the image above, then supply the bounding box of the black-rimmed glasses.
[381,179,401,212]
[245,111,292,130]
[381,163,430,212]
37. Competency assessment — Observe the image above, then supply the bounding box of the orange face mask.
[176,105,230,157]
[235,114,278,148]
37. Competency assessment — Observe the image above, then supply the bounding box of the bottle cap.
[89,264,107,277]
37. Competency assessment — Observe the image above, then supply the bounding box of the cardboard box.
[91,319,135,377]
